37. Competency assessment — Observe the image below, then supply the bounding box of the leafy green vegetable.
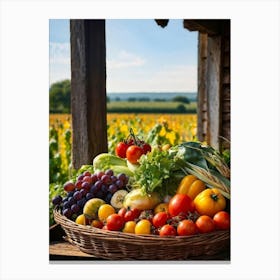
[93,153,127,171]
[109,165,134,177]
[169,141,209,169]
[93,153,134,177]
[133,141,230,199]
[133,148,184,197]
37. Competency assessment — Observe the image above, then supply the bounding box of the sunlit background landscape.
[49,19,199,224]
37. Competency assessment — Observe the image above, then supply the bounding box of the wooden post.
[197,32,208,142]
[206,35,222,150]
[184,20,230,151]
[70,20,107,169]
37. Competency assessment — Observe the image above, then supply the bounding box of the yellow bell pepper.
[176,175,206,200]
[194,188,226,217]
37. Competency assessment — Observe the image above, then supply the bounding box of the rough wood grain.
[223,52,230,67]
[222,100,230,112]
[221,34,230,149]
[206,35,222,150]
[222,113,230,122]
[49,241,95,258]
[197,32,208,142]
[222,68,230,84]
[70,20,107,169]
[222,85,230,101]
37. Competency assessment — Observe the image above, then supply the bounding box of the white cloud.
[49,42,70,65]
[107,64,197,92]
[150,64,197,91]
[49,42,71,85]
[49,43,197,92]
[107,50,146,69]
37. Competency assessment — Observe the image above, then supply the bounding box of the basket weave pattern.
[54,209,230,260]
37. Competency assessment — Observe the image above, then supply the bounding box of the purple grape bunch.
[52,169,130,220]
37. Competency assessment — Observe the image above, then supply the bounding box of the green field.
[107,101,197,113]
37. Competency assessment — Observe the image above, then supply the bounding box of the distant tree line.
[49,80,192,113]
[107,105,196,114]
[108,95,191,103]
[49,80,71,113]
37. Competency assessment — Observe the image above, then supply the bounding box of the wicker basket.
[54,209,230,260]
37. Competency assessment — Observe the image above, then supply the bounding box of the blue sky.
[49,19,198,92]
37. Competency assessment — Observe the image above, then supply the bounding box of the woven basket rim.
[53,209,230,260]
[54,208,230,242]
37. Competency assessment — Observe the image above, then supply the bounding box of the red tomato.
[195,215,215,233]
[115,142,129,158]
[91,219,104,229]
[126,145,144,164]
[118,207,127,218]
[177,219,197,236]
[159,224,177,236]
[213,211,230,230]
[124,208,141,222]
[142,143,152,154]
[168,194,195,217]
[152,212,169,228]
[106,214,125,231]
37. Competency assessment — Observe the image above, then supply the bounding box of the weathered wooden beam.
[70,19,107,169]
[197,32,208,142]
[220,29,230,149]
[184,20,224,35]
[187,20,230,151]
[206,35,222,150]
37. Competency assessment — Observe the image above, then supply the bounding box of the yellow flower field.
[50,113,197,142]
[49,113,197,183]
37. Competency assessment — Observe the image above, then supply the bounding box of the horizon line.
[107,91,197,94]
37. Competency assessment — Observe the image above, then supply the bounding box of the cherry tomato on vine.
[177,219,197,236]
[126,145,144,164]
[159,224,177,236]
[106,214,125,231]
[115,142,129,158]
[124,208,141,222]
[152,212,169,228]
[118,207,127,218]
[213,211,230,230]
[98,204,116,222]
[135,219,152,234]
[168,194,195,217]
[122,221,136,233]
[195,215,215,233]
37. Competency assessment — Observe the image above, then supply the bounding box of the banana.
[110,190,128,209]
